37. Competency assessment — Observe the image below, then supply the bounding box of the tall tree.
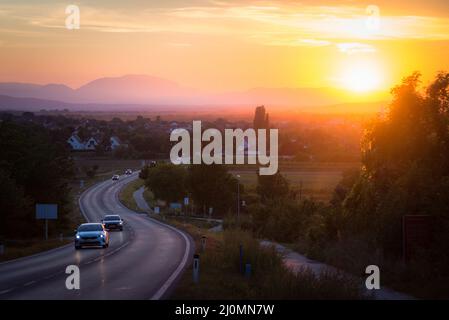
[187,164,240,216]
[253,105,269,130]
[145,163,186,203]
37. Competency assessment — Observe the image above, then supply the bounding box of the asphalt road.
[0,173,194,300]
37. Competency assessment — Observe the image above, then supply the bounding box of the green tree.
[0,121,74,238]
[339,72,449,257]
[145,163,186,203]
[187,164,239,216]
[139,165,150,180]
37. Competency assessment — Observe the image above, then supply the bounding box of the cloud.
[1,1,449,47]
[337,42,377,54]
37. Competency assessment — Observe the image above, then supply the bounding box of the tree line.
[0,121,74,239]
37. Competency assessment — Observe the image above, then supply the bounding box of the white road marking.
[23,280,36,287]
[149,218,192,300]
[0,288,14,295]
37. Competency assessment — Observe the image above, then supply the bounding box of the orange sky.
[1,0,449,100]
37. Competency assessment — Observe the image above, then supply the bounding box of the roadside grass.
[151,214,364,299]
[143,188,156,207]
[119,178,145,212]
[153,215,221,230]
[0,239,72,262]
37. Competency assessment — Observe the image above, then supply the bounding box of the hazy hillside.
[0,74,387,108]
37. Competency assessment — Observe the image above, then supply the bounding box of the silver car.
[75,223,109,249]
[102,214,124,231]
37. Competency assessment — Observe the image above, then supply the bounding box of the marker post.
[193,254,200,284]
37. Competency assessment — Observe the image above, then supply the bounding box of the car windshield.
[78,224,103,232]
[104,216,120,221]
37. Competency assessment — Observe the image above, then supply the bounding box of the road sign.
[170,203,182,210]
[36,204,58,241]
[184,197,189,206]
[36,204,58,219]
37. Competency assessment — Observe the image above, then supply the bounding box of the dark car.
[125,169,133,175]
[102,214,124,231]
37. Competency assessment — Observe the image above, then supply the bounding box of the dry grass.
[230,161,359,202]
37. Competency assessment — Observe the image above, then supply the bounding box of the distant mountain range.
[0,74,387,112]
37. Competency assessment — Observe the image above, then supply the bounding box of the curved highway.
[0,173,194,299]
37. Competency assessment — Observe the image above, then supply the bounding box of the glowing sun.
[340,62,382,92]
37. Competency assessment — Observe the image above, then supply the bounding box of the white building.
[84,137,98,150]
[110,136,123,150]
[67,133,98,151]
[67,134,85,150]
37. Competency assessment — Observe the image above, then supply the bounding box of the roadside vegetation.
[118,178,145,212]
[157,216,363,300]
[143,73,449,299]
[222,73,449,299]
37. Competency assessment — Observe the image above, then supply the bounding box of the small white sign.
[184,197,189,206]
[154,207,160,214]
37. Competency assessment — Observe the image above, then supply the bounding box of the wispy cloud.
[1,1,449,47]
[337,43,377,54]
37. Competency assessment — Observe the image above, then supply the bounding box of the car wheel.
[103,243,108,248]
[75,245,81,250]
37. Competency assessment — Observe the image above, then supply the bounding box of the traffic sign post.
[36,204,58,240]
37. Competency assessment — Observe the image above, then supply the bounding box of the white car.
[112,174,120,181]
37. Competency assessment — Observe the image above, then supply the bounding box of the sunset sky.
[1,0,449,100]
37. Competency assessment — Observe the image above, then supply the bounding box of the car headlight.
[119,221,123,225]
[100,234,104,238]
[76,234,80,239]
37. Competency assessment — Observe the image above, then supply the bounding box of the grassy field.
[73,159,358,203]
[73,157,144,176]
[0,239,72,262]
[230,161,360,202]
